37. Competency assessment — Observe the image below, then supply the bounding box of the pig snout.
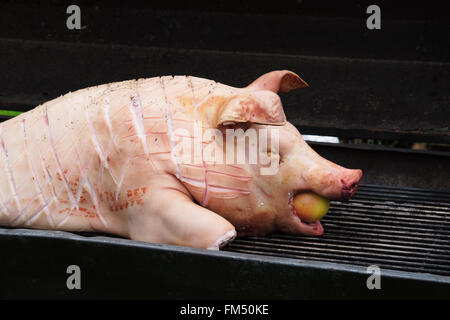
[340,169,363,201]
[300,166,363,203]
[279,123,363,203]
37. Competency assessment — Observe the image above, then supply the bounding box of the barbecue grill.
[0,1,449,299]
[225,184,450,277]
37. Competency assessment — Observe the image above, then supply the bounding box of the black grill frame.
[1,225,449,299]
[1,184,449,299]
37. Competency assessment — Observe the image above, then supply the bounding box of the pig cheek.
[281,167,297,188]
[256,174,290,213]
[279,125,300,148]
[216,192,277,236]
[280,157,308,190]
[235,205,277,236]
[254,183,292,235]
[256,176,277,198]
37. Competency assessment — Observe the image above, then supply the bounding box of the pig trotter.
[207,229,237,250]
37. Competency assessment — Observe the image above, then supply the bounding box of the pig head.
[173,70,363,241]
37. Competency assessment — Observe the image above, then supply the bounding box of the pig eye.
[264,145,283,167]
[277,151,284,165]
[221,121,236,126]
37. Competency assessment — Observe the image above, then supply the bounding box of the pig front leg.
[125,174,236,249]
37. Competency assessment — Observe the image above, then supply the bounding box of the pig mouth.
[288,192,324,236]
[299,219,324,235]
[341,180,359,201]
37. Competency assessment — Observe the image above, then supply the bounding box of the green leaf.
[0,109,23,117]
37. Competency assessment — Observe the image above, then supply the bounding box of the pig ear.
[247,70,309,93]
[216,91,286,126]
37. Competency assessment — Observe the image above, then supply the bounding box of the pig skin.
[0,71,362,249]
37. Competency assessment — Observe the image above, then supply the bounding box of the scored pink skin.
[0,70,362,249]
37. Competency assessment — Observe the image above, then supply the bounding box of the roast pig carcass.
[0,70,362,249]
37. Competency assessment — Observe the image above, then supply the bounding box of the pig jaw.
[270,166,362,237]
[268,123,363,236]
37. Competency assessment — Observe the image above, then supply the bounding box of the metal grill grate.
[223,184,450,276]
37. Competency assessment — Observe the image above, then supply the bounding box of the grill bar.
[227,246,450,275]
[321,224,450,245]
[224,184,450,276]
[354,185,450,205]
[331,203,450,221]
[360,184,450,196]
[272,233,450,250]
[231,238,450,264]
